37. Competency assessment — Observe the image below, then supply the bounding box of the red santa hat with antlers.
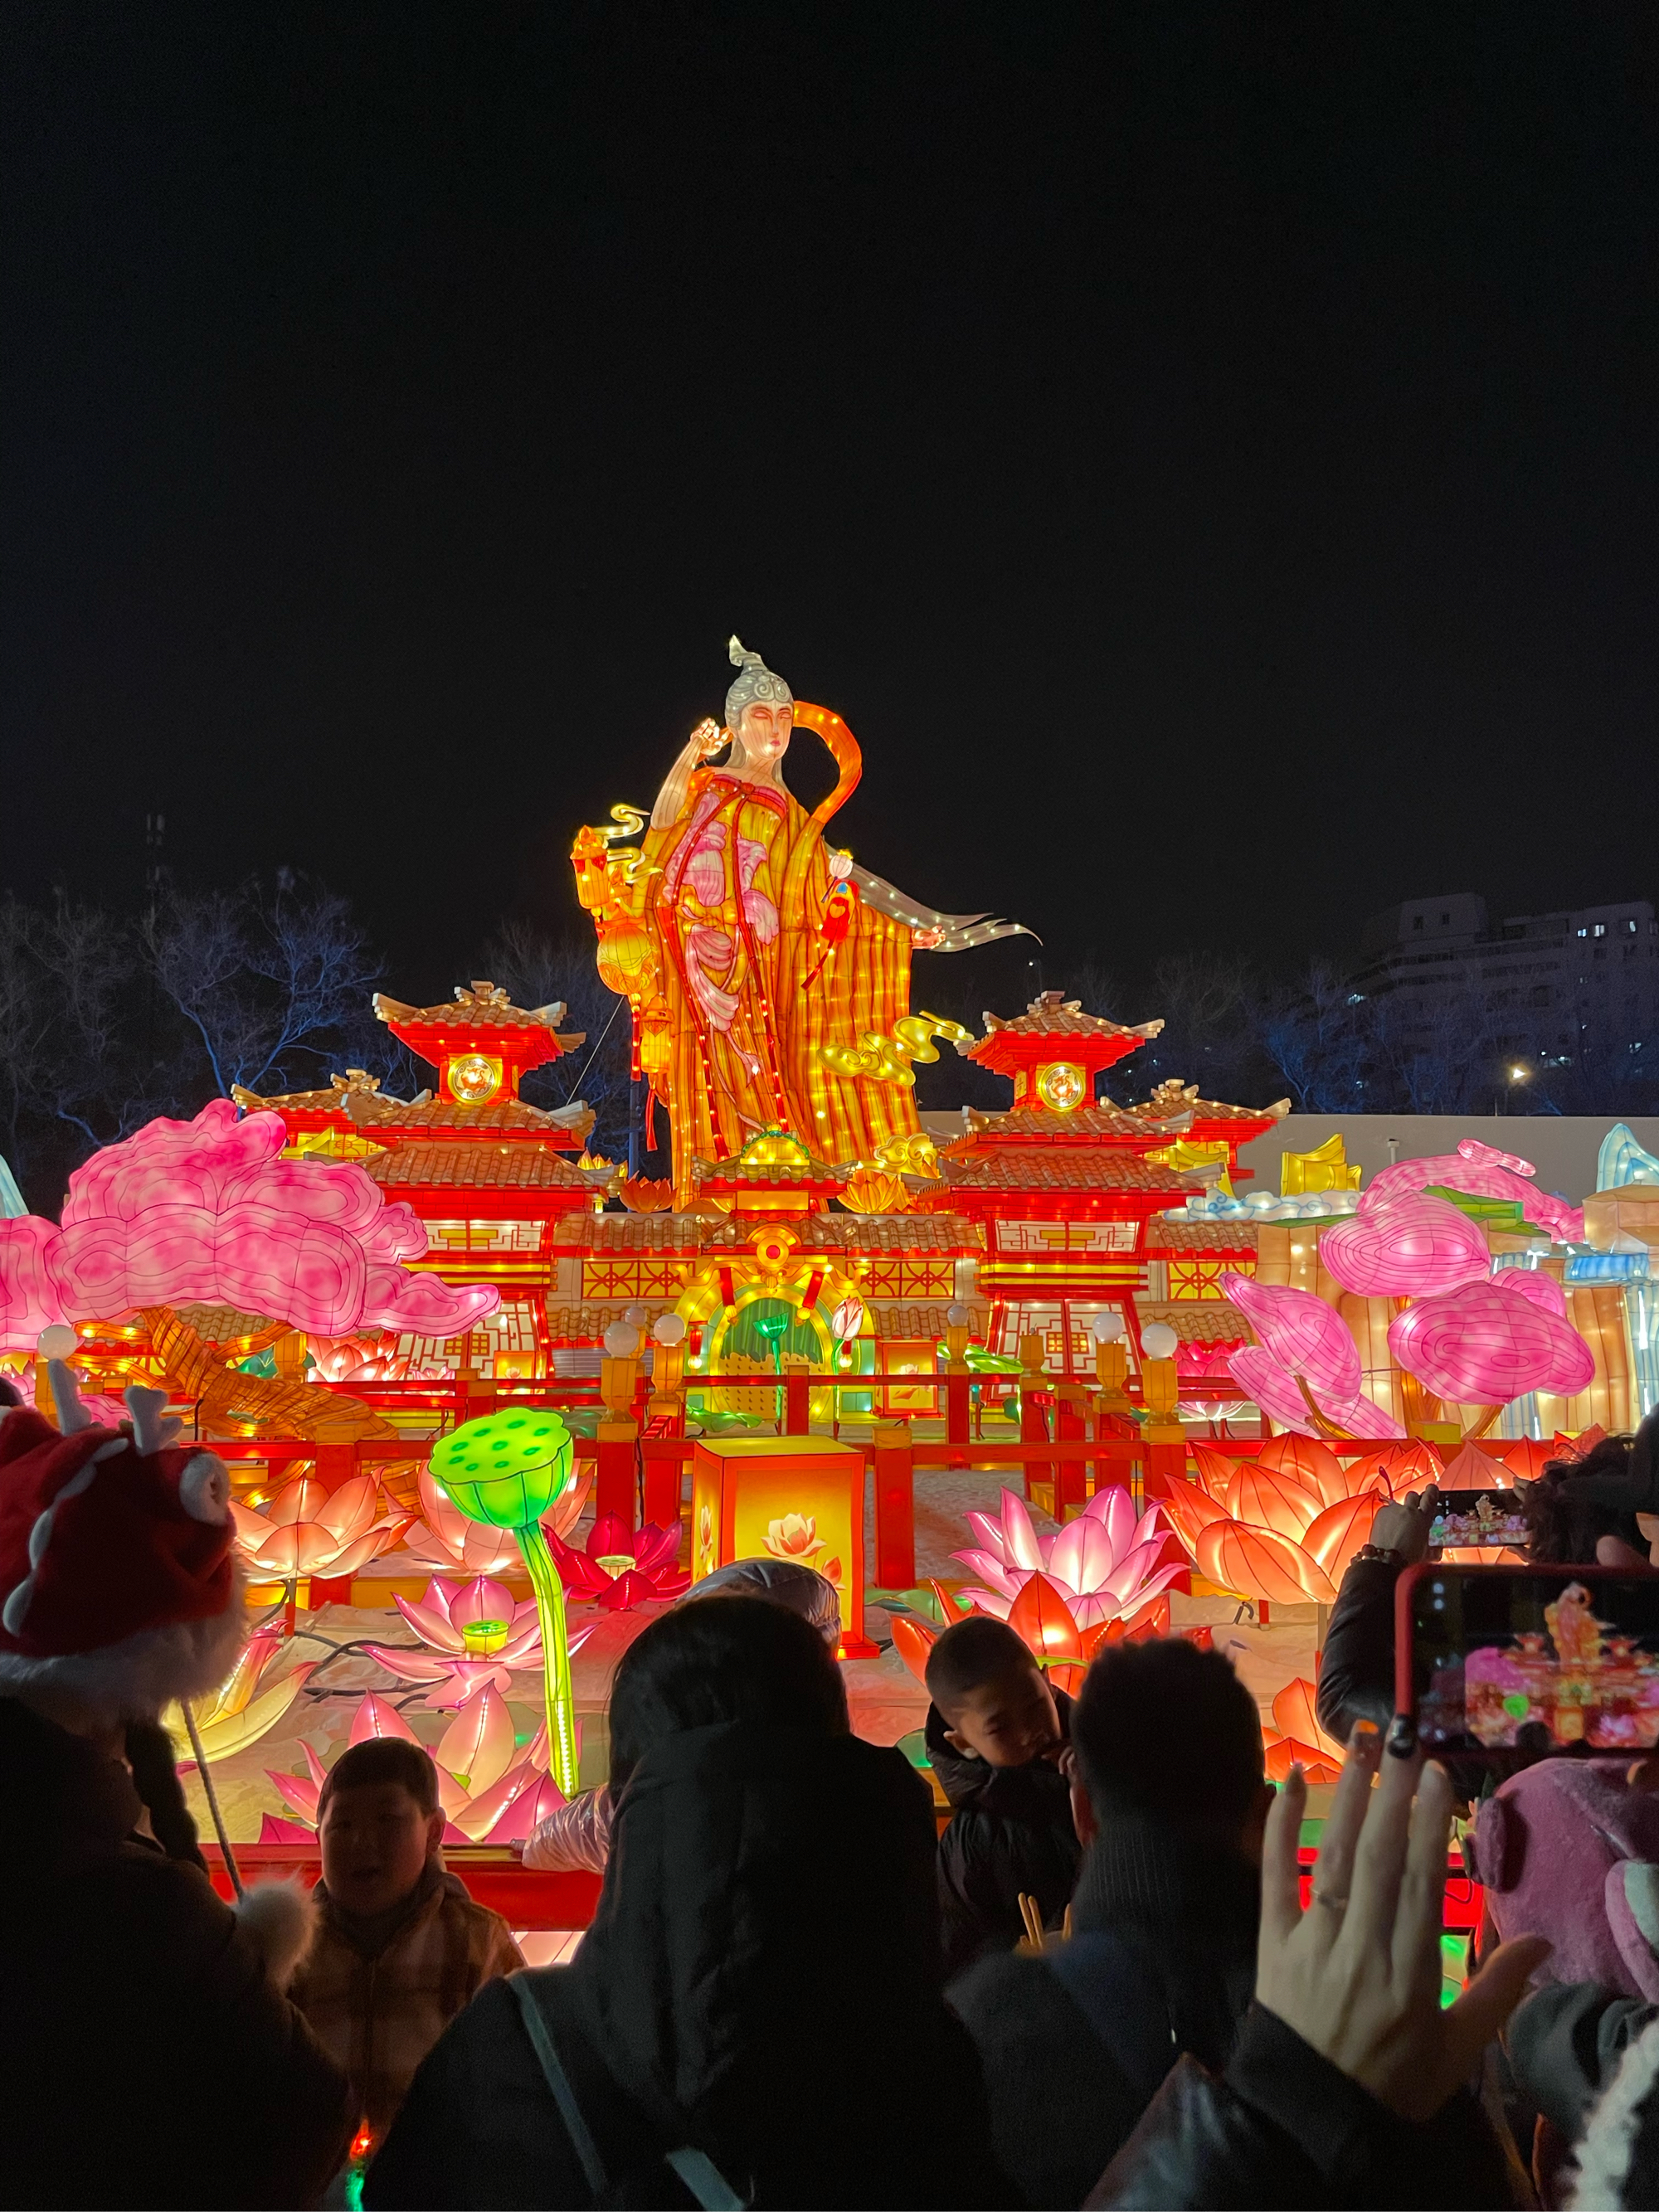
[0,1360,244,1717]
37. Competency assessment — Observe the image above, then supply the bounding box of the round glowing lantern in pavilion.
[429,1408,582,1794]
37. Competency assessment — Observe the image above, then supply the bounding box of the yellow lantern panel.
[690,1435,869,1653]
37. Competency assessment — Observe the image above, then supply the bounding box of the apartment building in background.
[1351,893,1659,1077]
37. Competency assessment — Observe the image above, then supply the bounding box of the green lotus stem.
[517,1520,580,1798]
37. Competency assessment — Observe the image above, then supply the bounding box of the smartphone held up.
[1398,1563,1659,1767]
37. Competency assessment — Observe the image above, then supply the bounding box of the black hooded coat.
[365,1721,1012,2210]
[0,1696,353,2211]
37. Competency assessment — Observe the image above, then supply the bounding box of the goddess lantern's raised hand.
[1258,1725,1550,2123]
[912,924,945,949]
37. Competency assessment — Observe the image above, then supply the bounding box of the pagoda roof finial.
[373,980,577,1033]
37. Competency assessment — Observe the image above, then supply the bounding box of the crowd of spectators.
[10,1388,1659,2208]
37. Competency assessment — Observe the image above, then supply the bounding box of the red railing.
[202,1845,600,1928]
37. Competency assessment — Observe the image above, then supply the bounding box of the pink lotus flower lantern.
[265,1689,568,1845]
[362,1574,596,1709]
[305,1331,446,1383]
[953,1485,1186,1631]
[230,1471,412,1581]
[547,1512,690,1611]
[1221,1276,1404,1440]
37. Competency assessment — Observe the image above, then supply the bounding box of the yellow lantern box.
[690,1435,873,1657]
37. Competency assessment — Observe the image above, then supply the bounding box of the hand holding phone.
[1371,1486,1442,1564]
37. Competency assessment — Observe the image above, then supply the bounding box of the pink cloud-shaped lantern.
[1364,1139,1584,1245]
[1225,1277,1360,1397]
[0,1098,497,1346]
[1388,1276,1596,1405]
[1321,1189,1493,1300]
[1223,1275,1405,1440]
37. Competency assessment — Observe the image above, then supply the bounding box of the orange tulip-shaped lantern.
[1008,1572,1087,1692]
[1165,1439,1394,1611]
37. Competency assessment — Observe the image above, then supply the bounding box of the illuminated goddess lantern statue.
[573,638,1029,1208]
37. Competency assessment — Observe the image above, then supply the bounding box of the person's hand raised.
[1368,1485,1443,1564]
[1258,1723,1550,2122]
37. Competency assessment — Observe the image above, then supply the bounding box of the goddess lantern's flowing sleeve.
[772,811,926,1166]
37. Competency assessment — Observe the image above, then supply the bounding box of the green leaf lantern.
[429,1410,581,1795]
[750,1305,791,1421]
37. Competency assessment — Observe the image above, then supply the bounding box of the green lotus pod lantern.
[431,1408,573,1528]
[429,1409,581,1795]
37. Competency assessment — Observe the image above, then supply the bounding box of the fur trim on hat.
[0,1565,246,1723]
[1569,2009,1659,2208]
[234,1879,316,1990]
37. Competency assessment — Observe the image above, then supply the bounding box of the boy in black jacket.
[924,1614,1081,1978]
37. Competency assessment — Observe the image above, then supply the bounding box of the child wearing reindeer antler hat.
[0,1360,355,2210]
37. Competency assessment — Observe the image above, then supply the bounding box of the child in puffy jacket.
[925,1614,1081,1978]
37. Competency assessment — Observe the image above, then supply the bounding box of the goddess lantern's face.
[733,697,793,771]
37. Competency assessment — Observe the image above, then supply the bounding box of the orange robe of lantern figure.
[572,639,1028,1209]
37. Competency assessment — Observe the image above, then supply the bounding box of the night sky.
[6,4,1657,1021]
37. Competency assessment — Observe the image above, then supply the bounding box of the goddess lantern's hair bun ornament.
[725,634,792,725]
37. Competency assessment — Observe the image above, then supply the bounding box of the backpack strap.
[509,1975,610,2200]
[1044,1929,1180,2103]
[664,2147,748,2210]
[509,1975,748,2210]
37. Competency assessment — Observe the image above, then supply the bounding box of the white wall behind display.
[1235,1116,1659,1204]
